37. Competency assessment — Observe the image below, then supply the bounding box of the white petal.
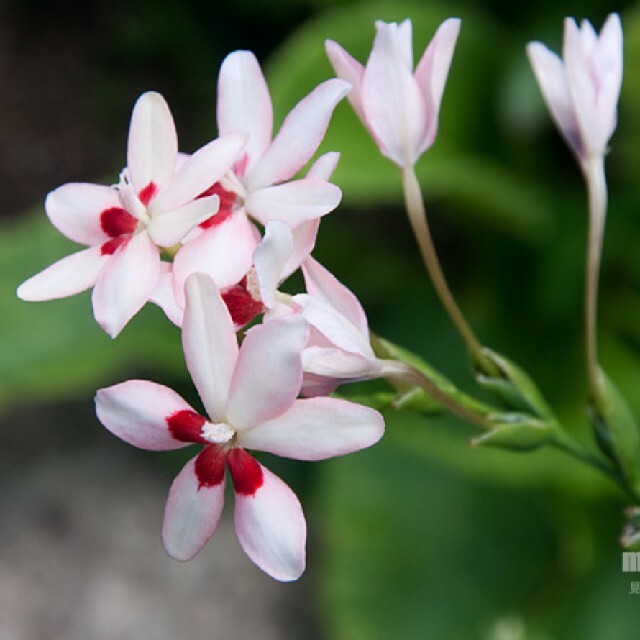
[172,209,258,307]
[294,293,374,358]
[182,273,238,423]
[95,380,196,450]
[17,246,106,301]
[253,221,294,308]
[527,42,580,156]
[280,220,319,281]
[162,456,226,561]
[245,179,341,227]
[245,78,351,190]
[127,92,178,194]
[45,183,121,246]
[226,316,309,430]
[306,151,340,181]
[362,22,428,166]
[148,194,220,247]
[233,463,306,582]
[239,397,384,460]
[217,51,273,171]
[151,132,246,213]
[92,231,161,338]
[301,256,369,336]
[302,346,381,380]
[414,18,461,152]
[149,262,184,326]
[325,40,367,123]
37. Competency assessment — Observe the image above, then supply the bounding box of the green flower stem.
[381,359,495,431]
[401,165,499,377]
[582,155,607,407]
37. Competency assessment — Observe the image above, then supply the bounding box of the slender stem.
[401,165,499,376]
[381,359,495,430]
[582,155,607,404]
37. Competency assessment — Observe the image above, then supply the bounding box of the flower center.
[201,421,235,444]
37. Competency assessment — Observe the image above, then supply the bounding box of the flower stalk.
[401,165,499,376]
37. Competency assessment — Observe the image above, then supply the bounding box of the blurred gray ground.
[0,401,318,640]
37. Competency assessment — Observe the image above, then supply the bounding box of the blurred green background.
[2,0,640,637]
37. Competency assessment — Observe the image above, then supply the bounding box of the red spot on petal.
[233,153,249,179]
[100,236,128,255]
[227,448,263,496]
[221,282,264,328]
[195,444,226,488]
[138,182,158,207]
[100,207,137,238]
[167,409,208,444]
[198,182,237,229]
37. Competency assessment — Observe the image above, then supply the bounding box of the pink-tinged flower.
[95,273,384,581]
[17,92,246,337]
[293,257,385,396]
[527,14,623,164]
[326,18,460,168]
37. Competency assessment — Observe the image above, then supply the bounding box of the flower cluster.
[17,11,634,580]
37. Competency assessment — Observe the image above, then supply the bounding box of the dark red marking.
[195,445,226,488]
[167,409,208,444]
[198,182,236,229]
[221,283,264,327]
[138,182,158,207]
[100,207,137,238]
[100,237,128,255]
[227,448,264,496]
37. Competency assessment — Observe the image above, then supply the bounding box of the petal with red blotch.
[245,179,341,228]
[239,396,384,460]
[92,231,161,338]
[95,380,199,450]
[231,457,306,582]
[182,273,238,423]
[244,79,350,190]
[217,51,273,171]
[162,456,226,561]
[45,183,121,246]
[173,209,258,306]
[147,194,219,247]
[127,92,178,194]
[151,133,246,213]
[302,256,369,336]
[227,315,309,430]
[17,245,106,301]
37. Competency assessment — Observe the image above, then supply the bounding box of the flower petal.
[244,78,350,190]
[253,221,293,308]
[231,458,306,582]
[182,273,238,423]
[302,346,382,380]
[147,194,220,247]
[527,42,580,156]
[151,132,246,213]
[239,397,384,460]
[217,51,273,171]
[226,315,309,430]
[325,40,367,123]
[414,18,461,152]
[301,256,369,337]
[149,262,183,326]
[162,455,226,561]
[127,92,178,194]
[361,22,428,166]
[95,380,199,450]
[245,179,341,227]
[45,183,121,245]
[17,246,106,301]
[92,231,161,338]
[306,151,340,181]
[172,209,258,307]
